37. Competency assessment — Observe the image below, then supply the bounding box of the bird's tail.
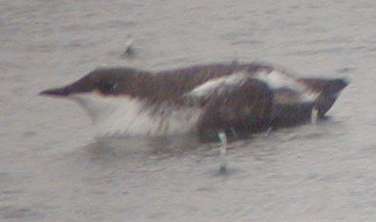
[299,78,349,117]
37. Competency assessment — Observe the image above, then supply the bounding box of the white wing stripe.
[187,71,250,98]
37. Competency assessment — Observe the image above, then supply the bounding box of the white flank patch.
[70,93,202,137]
[254,70,303,91]
[187,70,320,105]
[254,70,320,103]
[187,71,250,98]
[300,90,320,103]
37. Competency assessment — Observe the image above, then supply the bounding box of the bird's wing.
[185,72,274,135]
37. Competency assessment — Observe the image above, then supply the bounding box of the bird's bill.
[39,85,73,97]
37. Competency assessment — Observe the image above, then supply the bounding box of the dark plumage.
[40,62,349,140]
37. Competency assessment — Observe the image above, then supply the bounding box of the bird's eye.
[98,80,117,94]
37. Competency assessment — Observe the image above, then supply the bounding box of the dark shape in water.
[40,61,349,141]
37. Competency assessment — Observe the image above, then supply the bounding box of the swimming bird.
[40,62,348,172]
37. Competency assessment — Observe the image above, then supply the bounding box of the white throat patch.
[70,93,202,137]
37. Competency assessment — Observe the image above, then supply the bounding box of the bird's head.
[40,67,145,122]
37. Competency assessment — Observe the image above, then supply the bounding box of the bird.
[40,61,348,172]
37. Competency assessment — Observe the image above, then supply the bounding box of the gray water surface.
[1,0,376,221]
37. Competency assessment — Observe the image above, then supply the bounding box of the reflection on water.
[82,135,205,164]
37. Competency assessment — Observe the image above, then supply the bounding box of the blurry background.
[1,0,375,221]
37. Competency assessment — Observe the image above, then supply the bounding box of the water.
[1,0,376,221]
